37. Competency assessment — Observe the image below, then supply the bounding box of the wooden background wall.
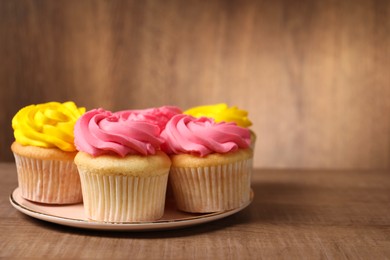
[0,0,389,169]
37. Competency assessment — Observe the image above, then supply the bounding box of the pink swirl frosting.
[74,109,164,157]
[161,114,251,156]
[116,106,182,133]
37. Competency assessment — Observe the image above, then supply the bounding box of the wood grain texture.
[0,0,389,168]
[1,163,390,258]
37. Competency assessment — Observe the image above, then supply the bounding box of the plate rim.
[9,187,253,231]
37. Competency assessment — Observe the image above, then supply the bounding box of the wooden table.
[1,162,389,259]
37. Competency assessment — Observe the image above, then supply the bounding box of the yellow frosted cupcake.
[184,103,256,150]
[74,109,171,222]
[161,114,253,213]
[11,101,85,204]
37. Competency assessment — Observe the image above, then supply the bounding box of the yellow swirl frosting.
[12,101,86,151]
[184,103,252,127]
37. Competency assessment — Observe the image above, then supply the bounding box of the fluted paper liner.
[78,170,169,222]
[170,158,253,213]
[13,153,82,204]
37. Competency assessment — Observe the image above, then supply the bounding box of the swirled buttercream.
[74,109,164,157]
[184,103,252,128]
[12,101,85,151]
[116,106,182,132]
[161,114,250,156]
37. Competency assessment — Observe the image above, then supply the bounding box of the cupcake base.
[11,142,82,204]
[79,171,168,222]
[75,151,171,223]
[169,149,253,213]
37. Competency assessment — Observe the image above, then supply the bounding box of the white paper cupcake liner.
[78,170,169,222]
[170,158,253,213]
[13,153,82,204]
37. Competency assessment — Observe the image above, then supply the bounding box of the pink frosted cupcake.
[161,114,253,213]
[74,109,171,222]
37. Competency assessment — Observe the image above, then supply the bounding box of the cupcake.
[74,109,171,222]
[184,103,256,149]
[161,114,253,213]
[11,101,85,204]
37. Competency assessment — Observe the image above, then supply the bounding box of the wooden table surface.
[1,162,389,259]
